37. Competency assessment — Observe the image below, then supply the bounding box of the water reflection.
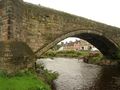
[37,58,120,90]
[90,66,120,90]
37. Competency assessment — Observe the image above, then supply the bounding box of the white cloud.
[58,37,80,44]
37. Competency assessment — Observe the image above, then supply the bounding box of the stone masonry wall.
[22,2,120,57]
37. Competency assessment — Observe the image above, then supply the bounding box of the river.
[37,58,120,90]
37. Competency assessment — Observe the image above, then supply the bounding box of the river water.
[37,58,120,90]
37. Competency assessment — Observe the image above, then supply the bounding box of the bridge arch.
[35,29,119,59]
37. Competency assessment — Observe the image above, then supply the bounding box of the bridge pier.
[0,41,35,74]
[114,49,120,60]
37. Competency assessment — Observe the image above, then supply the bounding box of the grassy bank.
[42,50,108,65]
[0,69,58,90]
[42,50,90,58]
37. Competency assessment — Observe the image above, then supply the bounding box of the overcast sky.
[23,0,120,43]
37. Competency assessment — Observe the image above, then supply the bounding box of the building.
[60,39,98,51]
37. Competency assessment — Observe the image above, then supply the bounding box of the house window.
[82,47,84,50]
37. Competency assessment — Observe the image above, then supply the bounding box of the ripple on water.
[37,58,102,90]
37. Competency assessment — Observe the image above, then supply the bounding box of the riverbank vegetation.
[42,50,90,58]
[36,62,59,86]
[83,53,118,65]
[42,50,118,65]
[0,66,58,90]
[85,52,103,64]
[42,50,103,64]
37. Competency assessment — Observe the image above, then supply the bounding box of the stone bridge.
[0,0,120,73]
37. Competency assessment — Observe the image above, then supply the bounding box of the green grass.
[42,50,90,58]
[0,71,51,90]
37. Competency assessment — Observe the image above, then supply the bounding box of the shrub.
[37,62,59,84]
[44,51,56,57]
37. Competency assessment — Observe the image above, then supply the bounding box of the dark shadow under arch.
[75,33,118,59]
[35,30,119,59]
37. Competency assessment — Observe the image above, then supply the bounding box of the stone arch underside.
[35,30,119,59]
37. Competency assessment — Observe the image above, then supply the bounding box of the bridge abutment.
[0,41,35,74]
